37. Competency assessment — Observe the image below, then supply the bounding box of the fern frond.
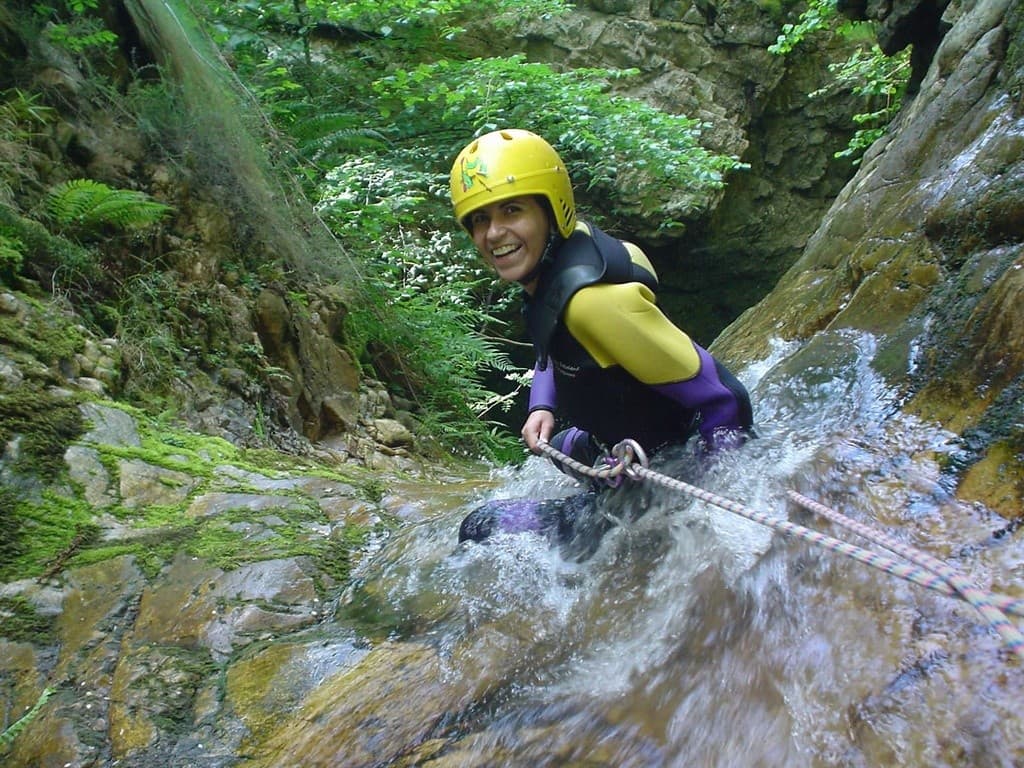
[289,111,388,160]
[46,179,171,235]
[0,231,25,273]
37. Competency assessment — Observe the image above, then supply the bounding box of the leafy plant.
[0,89,54,207]
[33,0,118,57]
[767,0,839,55]
[372,55,744,230]
[45,179,172,237]
[347,254,522,461]
[114,272,193,401]
[0,202,105,299]
[769,0,910,164]
[816,45,910,163]
[0,229,25,278]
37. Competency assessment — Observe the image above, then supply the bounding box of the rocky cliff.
[717,0,1023,519]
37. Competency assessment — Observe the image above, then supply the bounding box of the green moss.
[119,645,220,736]
[0,485,25,571]
[0,296,81,364]
[0,491,98,581]
[0,595,56,644]
[0,385,85,479]
[0,204,101,292]
[73,526,197,580]
[317,524,373,583]
[185,503,325,570]
[362,478,386,503]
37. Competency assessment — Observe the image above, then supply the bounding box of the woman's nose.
[485,216,507,241]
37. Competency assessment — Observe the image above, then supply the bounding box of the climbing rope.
[536,438,1024,661]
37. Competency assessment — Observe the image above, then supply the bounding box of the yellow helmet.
[449,129,576,238]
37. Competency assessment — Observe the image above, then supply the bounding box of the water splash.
[340,328,1024,766]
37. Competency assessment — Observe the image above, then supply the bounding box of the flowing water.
[339,330,1024,767]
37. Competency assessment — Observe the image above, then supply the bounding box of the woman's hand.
[521,409,555,454]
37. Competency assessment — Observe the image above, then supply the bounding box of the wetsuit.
[459,222,754,552]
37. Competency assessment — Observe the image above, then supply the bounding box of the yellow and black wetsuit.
[457,222,754,551]
[524,221,753,454]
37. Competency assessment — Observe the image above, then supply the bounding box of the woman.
[451,129,754,549]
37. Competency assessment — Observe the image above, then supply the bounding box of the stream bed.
[303,330,1024,766]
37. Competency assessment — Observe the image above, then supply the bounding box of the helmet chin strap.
[517,231,563,287]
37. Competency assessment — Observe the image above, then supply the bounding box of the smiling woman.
[448,129,755,548]
[466,196,553,289]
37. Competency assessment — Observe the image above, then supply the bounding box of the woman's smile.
[468,195,552,291]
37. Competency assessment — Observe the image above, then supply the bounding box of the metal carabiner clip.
[610,439,648,482]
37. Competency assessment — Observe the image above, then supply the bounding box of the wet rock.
[52,557,146,680]
[0,292,21,314]
[226,637,368,739]
[238,641,475,768]
[118,458,201,509]
[78,402,141,447]
[370,417,415,448]
[64,445,116,508]
[186,490,310,518]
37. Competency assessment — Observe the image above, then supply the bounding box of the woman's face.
[467,196,552,291]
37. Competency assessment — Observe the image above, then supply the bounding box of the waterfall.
[343,329,1023,766]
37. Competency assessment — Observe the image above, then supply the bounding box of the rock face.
[716,0,1024,519]
[0,401,469,768]
[484,0,870,340]
[253,285,361,441]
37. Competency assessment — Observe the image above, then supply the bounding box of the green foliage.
[0,229,25,278]
[317,153,438,241]
[373,55,743,227]
[296,120,389,165]
[818,46,910,163]
[0,89,54,208]
[347,265,522,461]
[768,0,838,55]
[0,385,86,479]
[33,0,118,57]
[45,179,173,237]
[769,0,910,164]
[0,203,103,296]
[206,0,567,43]
[113,272,193,401]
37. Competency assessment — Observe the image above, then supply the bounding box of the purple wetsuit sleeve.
[528,359,557,413]
[650,345,744,445]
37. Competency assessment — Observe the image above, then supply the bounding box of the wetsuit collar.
[516,232,563,289]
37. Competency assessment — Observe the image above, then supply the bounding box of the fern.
[0,686,53,747]
[0,230,25,275]
[46,179,171,236]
